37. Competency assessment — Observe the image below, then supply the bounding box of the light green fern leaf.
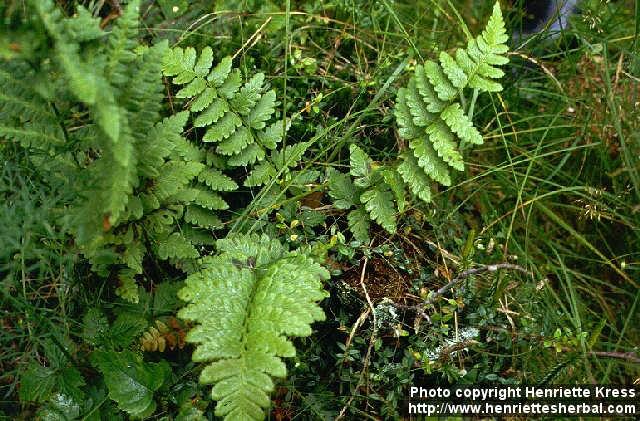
[177,234,329,421]
[360,187,397,234]
[347,208,371,244]
[424,60,457,101]
[426,121,464,171]
[408,138,452,186]
[397,154,432,203]
[440,103,483,145]
[394,1,507,192]
[198,169,238,191]
[163,49,280,170]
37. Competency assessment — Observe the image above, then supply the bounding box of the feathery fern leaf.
[393,1,507,203]
[178,234,329,421]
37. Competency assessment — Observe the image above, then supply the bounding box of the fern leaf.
[185,205,223,229]
[414,64,445,113]
[397,154,432,203]
[227,143,266,167]
[246,91,276,130]
[327,169,357,210]
[408,138,452,186]
[207,56,233,86]
[104,0,139,87]
[424,60,457,101]
[194,99,228,127]
[347,208,371,244]
[405,79,435,127]
[231,73,265,115]
[394,88,421,140]
[177,234,329,421]
[218,69,242,98]
[439,51,468,89]
[194,47,214,77]
[426,121,464,171]
[257,122,284,150]
[191,87,217,113]
[158,232,199,260]
[176,77,207,99]
[245,162,277,187]
[382,169,406,213]
[360,187,397,234]
[440,103,483,145]
[203,112,242,143]
[194,190,229,210]
[217,126,251,155]
[198,169,238,191]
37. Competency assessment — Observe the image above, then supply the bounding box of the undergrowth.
[1,0,638,419]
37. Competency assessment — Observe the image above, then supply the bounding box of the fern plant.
[394,1,508,203]
[328,2,508,242]
[177,234,329,420]
[0,0,240,302]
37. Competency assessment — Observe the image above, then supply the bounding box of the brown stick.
[590,351,640,364]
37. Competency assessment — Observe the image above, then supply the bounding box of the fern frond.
[197,169,238,191]
[440,103,483,146]
[157,232,199,260]
[347,208,371,244]
[178,234,328,421]
[393,1,507,202]
[408,138,452,186]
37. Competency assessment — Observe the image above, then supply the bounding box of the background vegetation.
[1,0,638,419]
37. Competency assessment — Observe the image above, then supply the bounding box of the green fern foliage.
[0,0,240,303]
[163,48,283,170]
[328,145,402,243]
[394,1,508,203]
[177,234,329,420]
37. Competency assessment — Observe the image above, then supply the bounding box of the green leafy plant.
[177,234,329,420]
[394,1,508,202]
[327,2,508,242]
[0,0,243,302]
[328,144,403,243]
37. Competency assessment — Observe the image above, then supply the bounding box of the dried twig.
[336,256,378,420]
[590,351,640,364]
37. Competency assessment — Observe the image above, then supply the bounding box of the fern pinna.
[329,2,508,242]
[178,234,329,421]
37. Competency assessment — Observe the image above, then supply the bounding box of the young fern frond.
[394,1,508,204]
[178,234,329,421]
